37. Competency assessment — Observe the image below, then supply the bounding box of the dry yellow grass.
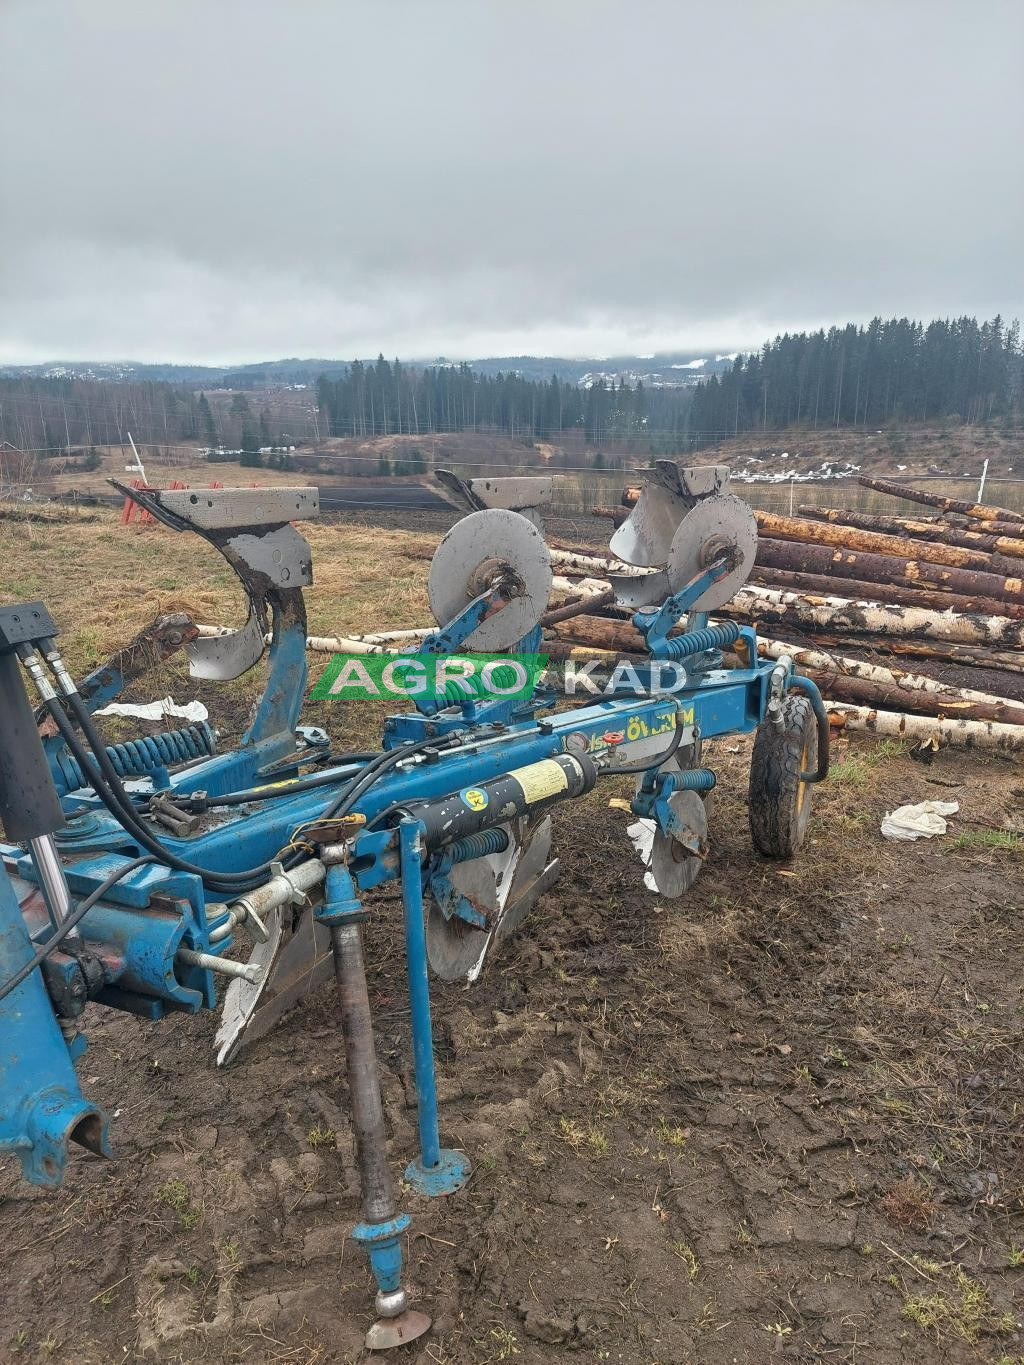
[0,505,437,673]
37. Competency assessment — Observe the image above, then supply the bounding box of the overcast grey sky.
[1,0,1021,365]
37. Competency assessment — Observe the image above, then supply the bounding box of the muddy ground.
[2,510,1024,1364]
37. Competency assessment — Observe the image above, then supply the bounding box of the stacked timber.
[543,478,1024,749]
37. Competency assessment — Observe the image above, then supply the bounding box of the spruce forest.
[0,315,1020,465]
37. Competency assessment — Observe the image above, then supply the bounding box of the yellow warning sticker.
[510,759,569,805]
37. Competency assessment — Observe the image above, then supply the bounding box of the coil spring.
[449,827,510,864]
[669,766,717,792]
[53,721,217,794]
[660,622,741,661]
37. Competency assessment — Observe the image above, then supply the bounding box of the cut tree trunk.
[797,669,1021,724]
[549,616,649,653]
[592,506,630,527]
[857,475,1024,524]
[756,509,1016,574]
[826,702,1024,752]
[726,585,1024,649]
[756,638,1022,711]
[797,505,1024,561]
[541,588,617,625]
[756,537,1024,605]
[795,634,1024,675]
[967,518,1024,536]
[550,547,634,575]
[749,566,1024,619]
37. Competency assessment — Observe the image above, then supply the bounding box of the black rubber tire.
[748,695,816,858]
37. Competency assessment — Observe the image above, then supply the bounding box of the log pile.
[542,475,1024,749]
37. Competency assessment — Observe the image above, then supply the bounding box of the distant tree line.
[686,316,1023,446]
[0,377,298,460]
[315,356,693,448]
[1,315,1019,474]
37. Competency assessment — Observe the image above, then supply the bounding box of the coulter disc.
[666,494,757,612]
[427,508,552,650]
[649,790,709,898]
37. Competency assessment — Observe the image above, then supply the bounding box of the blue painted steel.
[405,1146,472,1197]
[398,820,470,1194]
[316,863,365,926]
[0,866,112,1185]
[49,723,216,796]
[11,853,212,1015]
[352,1212,411,1294]
[635,559,731,654]
[0,538,809,1208]
[633,767,717,821]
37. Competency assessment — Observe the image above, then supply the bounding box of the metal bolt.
[175,947,263,985]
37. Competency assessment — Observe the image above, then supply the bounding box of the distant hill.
[0,351,738,390]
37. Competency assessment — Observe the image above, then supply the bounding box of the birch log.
[755,639,1024,720]
[826,703,1024,752]
[749,566,1024,619]
[550,547,637,576]
[857,475,1024,524]
[799,635,1024,675]
[725,585,1024,648]
[797,505,1024,561]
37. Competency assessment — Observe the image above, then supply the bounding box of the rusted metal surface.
[77,616,199,709]
[797,505,1024,561]
[755,536,1024,605]
[857,475,1024,524]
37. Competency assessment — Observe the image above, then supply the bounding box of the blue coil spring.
[661,621,741,661]
[449,827,511,863]
[671,766,717,792]
[52,721,217,794]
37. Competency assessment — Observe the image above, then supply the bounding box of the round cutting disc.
[666,493,757,612]
[426,857,496,981]
[650,790,708,898]
[428,508,553,650]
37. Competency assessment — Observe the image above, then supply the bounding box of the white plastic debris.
[626,818,659,891]
[93,696,209,723]
[880,800,959,841]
